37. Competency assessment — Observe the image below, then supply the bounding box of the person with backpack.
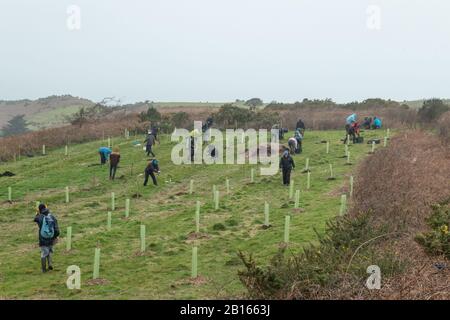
[98,146,112,165]
[144,131,157,157]
[279,149,295,186]
[109,147,120,180]
[144,159,161,186]
[34,204,60,273]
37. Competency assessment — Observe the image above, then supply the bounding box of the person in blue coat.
[372,117,382,129]
[98,146,112,165]
[346,113,357,125]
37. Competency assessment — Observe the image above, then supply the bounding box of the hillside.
[0,96,253,134]
[0,95,95,131]
[0,129,386,299]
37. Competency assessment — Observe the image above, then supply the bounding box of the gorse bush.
[415,201,450,259]
[211,104,280,129]
[139,106,162,122]
[238,213,404,299]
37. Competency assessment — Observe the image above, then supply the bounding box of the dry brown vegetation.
[348,130,450,299]
[279,107,417,130]
[238,129,449,300]
[0,114,146,162]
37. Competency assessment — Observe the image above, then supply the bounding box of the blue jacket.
[373,118,382,128]
[346,114,357,125]
[99,147,112,156]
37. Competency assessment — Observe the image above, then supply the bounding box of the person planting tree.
[372,116,382,129]
[109,147,120,180]
[143,159,160,186]
[288,137,298,154]
[279,149,295,186]
[98,146,112,165]
[34,204,60,273]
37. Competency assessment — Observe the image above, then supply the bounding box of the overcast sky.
[1,0,449,103]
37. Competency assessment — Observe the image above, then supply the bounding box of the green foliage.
[213,223,226,231]
[212,104,279,129]
[244,98,263,108]
[1,115,29,137]
[67,104,112,128]
[418,99,449,123]
[266,98,407,111]
[415,202,450,258]
[171,112,190,128]
[139,106,162,123]
[238,213,405,299]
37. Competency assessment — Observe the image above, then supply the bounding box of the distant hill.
[0,95,95,131]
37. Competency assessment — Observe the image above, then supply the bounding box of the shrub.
[212,223,226,231]
[171,112,190,128]
[415,202,450,258]
[0,114,147,161]
[139,106,161,122]
[238,213,403,299]
[418,99,449,123]
[437,111,450,144]
[351,131,450,231]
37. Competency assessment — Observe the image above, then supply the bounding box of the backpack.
[40,214,55,239]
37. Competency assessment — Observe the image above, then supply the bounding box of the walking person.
[143,159,160,186]
[98,146,112,165]
[144,131,157,157]
[34,204,60,273]
[109,147,120,180]
[279,149,295,186]
[296,119,306,136]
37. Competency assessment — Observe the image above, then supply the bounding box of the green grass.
[0,129,388,299]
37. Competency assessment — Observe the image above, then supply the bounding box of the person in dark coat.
[296,119,306,136]
[34,204,60,273]
[109,147,121,180]
[144,159,160,186]
[144,132,157,157]
[279,149,295,186]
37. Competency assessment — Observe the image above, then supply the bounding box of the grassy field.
[0,129,387,299]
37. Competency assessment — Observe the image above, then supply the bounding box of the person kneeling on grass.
[109,147,120,180]
[279,149,295,186]
[34,204,60,273]
[144,159,160,186]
